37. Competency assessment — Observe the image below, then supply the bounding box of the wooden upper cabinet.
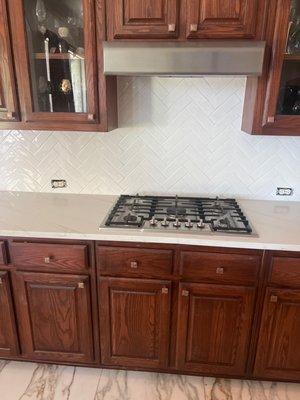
[186,0,259,39]
[254,287,300,381]
[99,277,171,369]
[0,0,19,122]
[106,0,180,39]
[0,272,19,357]
[12,271,94,364]
[176,283,255,376]
[4,0,117,132]
[243,0,300,136]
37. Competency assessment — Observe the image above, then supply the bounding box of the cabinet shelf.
[34,53,84,60]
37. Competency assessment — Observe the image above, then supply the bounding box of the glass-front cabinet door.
[9,0,98,126]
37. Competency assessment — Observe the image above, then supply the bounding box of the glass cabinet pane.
[23,0,87,113]
[277,0,300,115]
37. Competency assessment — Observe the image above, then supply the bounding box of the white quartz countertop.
[0,191,299,251]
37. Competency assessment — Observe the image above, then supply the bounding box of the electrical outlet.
[276,187,294,196]
[51,179,67,189]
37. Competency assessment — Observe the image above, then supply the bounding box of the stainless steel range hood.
[103,41,266,77]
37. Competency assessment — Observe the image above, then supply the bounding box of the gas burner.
[102,195,254,235]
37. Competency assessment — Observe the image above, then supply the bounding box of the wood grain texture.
[12,271,94,363]
[99,277,171,369]
[269,256,300,288]
[176,282,255,375]
[97,245,174,278]
[106,0,179,39]
[254,287,300,380]
[180,250,260,285]
[242,0,300,135]
[0,271,19,357]
[186,0,259,39]
[10,241,89,273]
[0,241,7,265]
[0,0,19,121]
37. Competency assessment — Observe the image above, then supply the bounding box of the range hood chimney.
[103,41,266,77]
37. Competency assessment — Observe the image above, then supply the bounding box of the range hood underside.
[103,41,266,77]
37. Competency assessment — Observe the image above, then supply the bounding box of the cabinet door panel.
[176,283,255,375]
[0,0,19,122]
[0,272,19,357]
[186,0,258,38]
[254,288,300,381]
[99,277,171,369]
[13,272,94,364]
[107,0,179,39]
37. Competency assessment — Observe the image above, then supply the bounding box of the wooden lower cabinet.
[254,287,300,381]
[99,277,171,369]
[175,283,255,376]
[0,271,19,357]
[12,272,94,364]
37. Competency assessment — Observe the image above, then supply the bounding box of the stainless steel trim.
[103,41,266,77]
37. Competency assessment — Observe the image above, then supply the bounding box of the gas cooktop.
[102,194,254,235]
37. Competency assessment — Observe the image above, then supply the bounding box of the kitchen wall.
[0,76,299,201]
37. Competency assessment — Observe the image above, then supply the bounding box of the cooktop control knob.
[150,218,158,226]
[185,219,193,229]
[197,219,205,229]
[173,219,181,228]
[161,218,169,227]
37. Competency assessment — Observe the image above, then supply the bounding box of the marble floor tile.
[0,361,299,400]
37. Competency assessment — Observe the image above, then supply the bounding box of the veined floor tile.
[0,362,300,400]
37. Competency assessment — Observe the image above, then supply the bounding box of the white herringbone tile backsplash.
[0,77,299,200]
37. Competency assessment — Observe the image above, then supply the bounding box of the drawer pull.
[168,23,176,32]
[270,295,278,303]
[44,257,52,264]
[78,282,85,289]
[190,24,198,32]
[216,267,224,275]
[162,287,169,294]
[130,261,138,269]
[182,290,189,297]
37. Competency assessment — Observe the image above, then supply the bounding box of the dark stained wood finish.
[180,250,260,285]
[0,271,19,357]
[99,277,171,369]
[10,241,89,273]
[176,282,255,375]
[0,241,7,265]
[186,0,259,39]
[97,245,174,278]
[106,0,179,39]
[254,287,300,381]
[0,0,19,122]
[1,0,117,132]
[242,0,300,135]
[12,271,94,363]
[269,255,300,288]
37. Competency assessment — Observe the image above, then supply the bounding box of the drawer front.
[180,251,260,285]
[10,242,89,273]
[97,246,173,277]
[0,242,7,265]
[269,256,300,287]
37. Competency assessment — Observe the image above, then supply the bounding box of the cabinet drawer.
[97,246,173,278]
[180,251,260,285]
[269,256,300,287]
[0,242,7,265]
[10,242,89,273]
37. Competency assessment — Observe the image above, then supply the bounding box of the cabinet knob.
[78,282,85,289]
[267,116,275,123]
[162,287,169,294]
[130,261,138,269]
[270,295,278,303]
[190,24,198,32]
[87,113,95,121]
[44,257,51,264]
[216,267,224,275]
[168,23,176,32]
[182,290,189,297]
